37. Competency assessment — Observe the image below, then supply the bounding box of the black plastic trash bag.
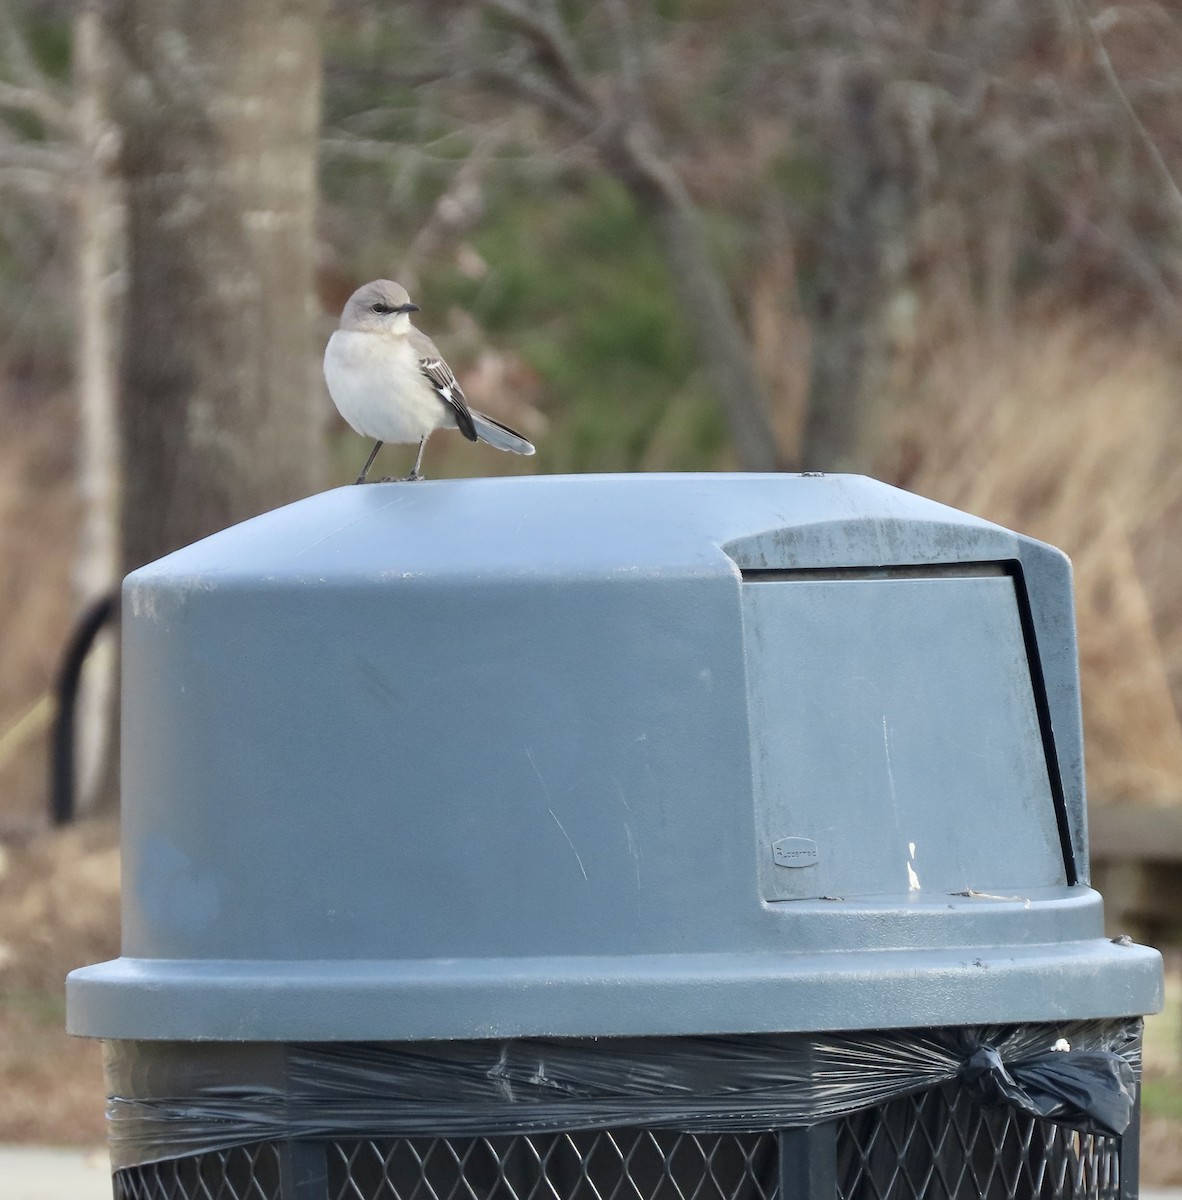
[959,1040,1136,1138]
[102,1017,1141,1169]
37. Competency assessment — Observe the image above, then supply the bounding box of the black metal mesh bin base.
[837,1082,1122,1199]
[112,1091,1127,1200]
[105,1022,1141,1200]
[330,1130,780,1200]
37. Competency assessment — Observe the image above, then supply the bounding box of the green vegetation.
[417,172,729,472]
[1142,1076,1182,1122]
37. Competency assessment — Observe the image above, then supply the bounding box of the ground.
[0,821,117,1145]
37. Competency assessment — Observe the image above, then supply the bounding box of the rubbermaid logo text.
[772,837,819,868]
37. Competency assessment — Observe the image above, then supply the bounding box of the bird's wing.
[409,327,477,442]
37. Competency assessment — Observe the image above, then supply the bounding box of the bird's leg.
[355,441,383,484]
[404,436,428,481]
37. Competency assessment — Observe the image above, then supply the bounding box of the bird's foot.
[374,472,425,483]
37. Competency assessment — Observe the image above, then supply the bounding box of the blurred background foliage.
[1,0,1182,1167]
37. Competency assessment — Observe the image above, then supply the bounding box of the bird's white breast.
[323,331,450,443]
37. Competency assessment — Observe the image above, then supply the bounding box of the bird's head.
[338,280,420,334]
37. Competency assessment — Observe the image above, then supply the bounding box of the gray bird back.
[407,325,443,360]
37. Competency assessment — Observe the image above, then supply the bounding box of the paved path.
[2,1144,1181,1199]
[4,1147,112,1200]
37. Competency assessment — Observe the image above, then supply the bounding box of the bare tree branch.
[0,78,71,131]
[603,0,646,114]
[324,64,452,91]
[1074,0,1182,227]
[0,165,62,195]
[479,0,600,117]
[0,136,75,174]
[322,134,447,163]
[400,130,505,292]
[0,0,72,132]
[1033,172,1182,320]
[474,61,600,133]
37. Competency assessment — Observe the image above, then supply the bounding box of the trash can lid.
[67,475,1163,1041]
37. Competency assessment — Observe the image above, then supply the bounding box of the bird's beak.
[396,303,421,313]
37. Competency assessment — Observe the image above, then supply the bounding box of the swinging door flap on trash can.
[743,566,1065,903]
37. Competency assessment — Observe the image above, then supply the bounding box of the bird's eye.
[372,302,398,315]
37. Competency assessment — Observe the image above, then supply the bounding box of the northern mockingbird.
[324,279,536,482]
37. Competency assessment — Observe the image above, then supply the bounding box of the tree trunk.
[72,1,122,813]
[800,66,911,474]
[108,0,327,574]
[643,185,784,472]
[614,137,783,472]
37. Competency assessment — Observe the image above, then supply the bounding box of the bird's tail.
[471,411,535,455]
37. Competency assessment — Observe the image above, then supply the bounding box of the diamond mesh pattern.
[113,1142,281,1200]
[109,1088,1126,1200]
[327,1131,779,1200]
[836,1083,1121,1200]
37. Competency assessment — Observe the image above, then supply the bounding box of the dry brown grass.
[0,385,79,833]
[0,819,120,996]
[0,381,114,1142]
[0,817,118,1143]
[887,314,1182,807]
[0,994,106,1144]
[1142,1115,1182,1184]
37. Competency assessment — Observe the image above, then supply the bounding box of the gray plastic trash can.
[67,473,1163,1200]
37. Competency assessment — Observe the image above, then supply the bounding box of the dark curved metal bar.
[50,591,118,825]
